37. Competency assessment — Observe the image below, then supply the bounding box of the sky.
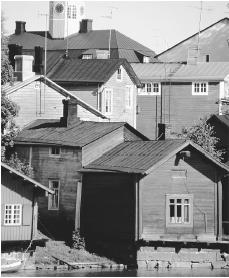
[1,0,229,54]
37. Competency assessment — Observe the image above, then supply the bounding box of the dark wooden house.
[81,140,229,264]
[1,163,53,243]
[14,102,147,240]
[131,62,229,139]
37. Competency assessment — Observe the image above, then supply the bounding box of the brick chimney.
[61,99,80,126]
[15,21,26,35]
[79,19,93,33]
[14,55,35,81]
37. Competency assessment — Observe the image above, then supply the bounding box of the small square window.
[166,194,193,227]
[192,82,208,95]
[49,147,61,157]
[4,204,22,226]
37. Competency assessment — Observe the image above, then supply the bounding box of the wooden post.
[218,181,223,240]
[135,176,139,241]
[75,181,82,230]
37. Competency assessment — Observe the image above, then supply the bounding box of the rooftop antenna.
[101,6,118,58]
[196,0,203,59]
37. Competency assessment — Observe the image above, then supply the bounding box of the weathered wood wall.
[1,169,33,241]
[81,173,135,242]
[141,148,218,240]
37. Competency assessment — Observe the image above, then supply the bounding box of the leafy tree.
[182,118,226,162]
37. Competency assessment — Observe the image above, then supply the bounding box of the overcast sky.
[2,1,229,54]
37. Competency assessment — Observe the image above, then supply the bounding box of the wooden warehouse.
[1,163,53,245]
[81,140,229,264]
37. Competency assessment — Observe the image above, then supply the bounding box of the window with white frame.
[125,86,132,108]
[143,56,150,63]
[117,67,122,81]
[192,82,208,95]
[104,89,113,114]
[139,82,161,95]
[166,194,193,227]
[48,180,60,210]
[4,204,22,225]
[49,146,61,157]
[82,54,93,59]
[67,5,77,19]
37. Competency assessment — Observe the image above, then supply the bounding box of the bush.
[72,229,85,250]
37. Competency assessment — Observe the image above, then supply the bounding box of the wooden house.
[156,18,229,63]
[47,58,142,128]
[132,62,229,139]
[1,163,53,244]
[13,104,147,240]
[81,140,229,264]
[3,55,107,128]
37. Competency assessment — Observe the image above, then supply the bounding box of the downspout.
[30,187,36,241]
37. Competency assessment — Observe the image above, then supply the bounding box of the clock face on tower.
[55,3,64,14]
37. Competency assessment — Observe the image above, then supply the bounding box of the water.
[2,268,229,277]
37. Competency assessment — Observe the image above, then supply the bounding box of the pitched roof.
[9,29,156,63]
[2,162,54,194]
[83,140,229,174]
[131,62,229,82]
[208,114,229,128]
[2,75,107,119]
[156,18,229,62]
[47,58,142,86]
[15,119,130,147]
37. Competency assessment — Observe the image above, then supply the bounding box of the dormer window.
[143,56,150,63]
[82,54,93,59]
[49,146,61,157]
[192,82,208,95]
[117,67,122,81]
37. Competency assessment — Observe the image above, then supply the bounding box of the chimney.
[34,46,44,74]
[60,99,80,126]
[14,55,35,81]
[15,21,26,35]
[8,44,23,69]
[158,123,166,140]
[79,19,93,33]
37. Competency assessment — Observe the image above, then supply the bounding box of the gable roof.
[47,58,142,86]
[2,162,54,194]
[2,75,107,119]
[156,18,229,62]
[9,29,156,63]
[82,140,229,174]
[131,62,229,82]
[15,119,145,148]
[208,114,229,128]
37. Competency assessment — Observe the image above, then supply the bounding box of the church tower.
[49,1,85,39]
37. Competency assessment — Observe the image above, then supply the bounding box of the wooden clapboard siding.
[141,149,217,240]
[1,169,33,241]
[136,95,161,139]
[81,173,135,242]
[7,81,66,128]
[77,105,105,122]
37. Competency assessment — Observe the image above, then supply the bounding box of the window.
[4,204,22,225]
[49,146,61,157]
[192,82,208,95]
[67,5,77,19]
[139,83,161,96]
[166,194,193,227]
[48,180,60,210]
[104,89,113,114]
[82,54,93,59]
[143,56,150,63]
[117,67,122,81]
[72,5,77,19]
[125,86,132,108]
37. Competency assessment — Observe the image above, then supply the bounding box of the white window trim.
[4,204,22,226]
[138,82,161,96]
[125,85,132,109]
[166,194,193,228]
[116,67,123,82]
[48,180,60,210]
[104,88,113,115]
[49,146,61,158]
[192,82,209,95]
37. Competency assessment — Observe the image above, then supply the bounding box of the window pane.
[147,83,151,92]
[169,199,175,203]
[184,199,189,204]
[184,205,189,222]
[153,83,159,92]
[177,199,182,203]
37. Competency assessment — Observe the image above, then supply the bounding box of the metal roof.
[83,140,229,174]
[2,162,54,194]
[15,120,128,147]
[47,58,142,87]
[156,18,229,62]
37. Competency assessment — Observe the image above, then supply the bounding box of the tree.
[182,117,226,162]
